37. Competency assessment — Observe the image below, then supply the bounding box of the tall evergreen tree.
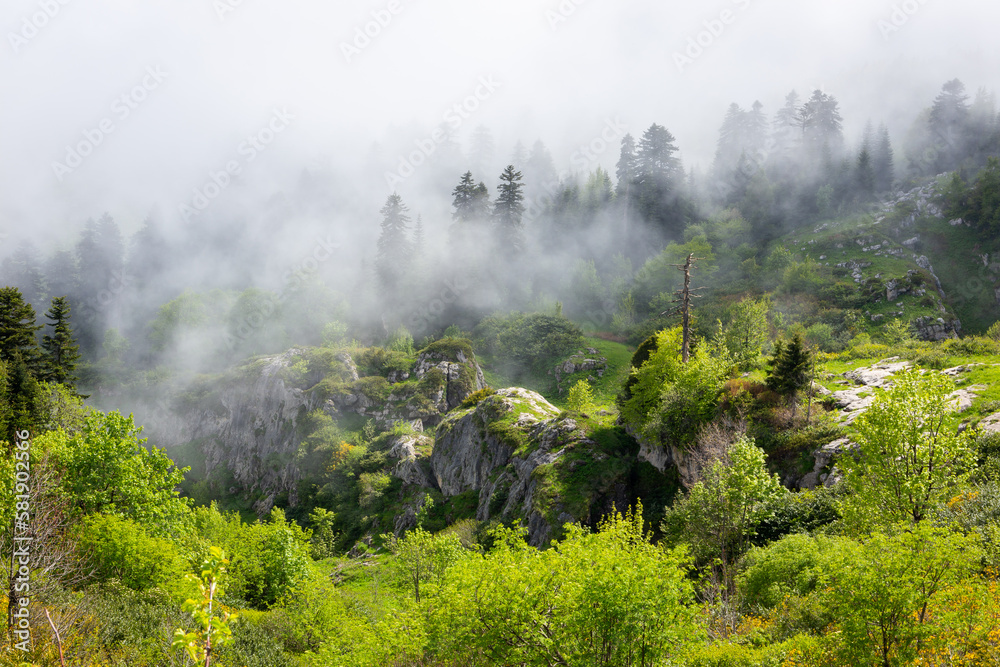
[452,171,481,223]
[615,134,638,199]
[616,133,639,242]
[713,103,746,176]
[929,78,971,172]
[771,90,801,157]
[492,165,526,251]
[41,296,81,386]
[0,355,44,445]
[0,287,42,371]
[873,123,895,192]
[635,124,685,237]
[766,332,812,419]
[375,193,413,293]
[798,90,844,158]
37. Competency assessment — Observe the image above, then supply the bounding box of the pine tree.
[0,287,42,372]
[0,354,44,444]
[798,90,844,157]
[766,333,812,419]
[873,123,895,192]
[375,193,413,293]
[771,90,801,157]
[713,103,746,176]
[857,147,875,198]
[492,165,526,251]
[452,171,480,223]
[41,296,81,386]
[615,134,638,199]
[635,124,684,236]
[929,79,970,172]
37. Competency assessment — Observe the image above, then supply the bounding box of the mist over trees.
[1,78,999,381]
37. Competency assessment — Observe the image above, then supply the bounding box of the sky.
[1,0,997,248]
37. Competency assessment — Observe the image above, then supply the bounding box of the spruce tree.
[41,296,81,386]
[0,287,42,372]
[766,333,812,419]
[375,193,413,293]
[452,172,482,223]
[492,165,526,251]
[873,123,895,193]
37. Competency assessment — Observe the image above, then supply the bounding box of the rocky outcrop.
[832,359,910,423]
[326,343,486,428]
[799,438,854,490]
[911,315,961,341]
[428,388,593,546]
[144,349,324,514]
[386,434,435,488]
[552,348,608,393]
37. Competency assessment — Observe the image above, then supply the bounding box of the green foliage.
[838,370,977,531]
[386,325,415,355]
[40,296,81,386]
[227,508,312,609]
[623,328,731,450]
[474,311,584,380]
[823,523,981,667]
[41,410,190,532]
[0,354,46,444]
[663,437,786,588]
[308,507,338,560]
[880,317,915,345]
[459,386,495,409]
[77,514,188,593]
[0,286,42,371]
[566,379,596,413]
[717,296,771,371]
[429,506,703,666]
[765,333,812,414]
[172,546,239,665]
[738,532,851,610]
[385,526,467,602]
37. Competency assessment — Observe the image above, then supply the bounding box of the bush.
[474,312,584,380]
[739,533,851,610]
[459,386,495,409]
[228,509,312,610]
[567,379,596,413]
[77,514,188,593]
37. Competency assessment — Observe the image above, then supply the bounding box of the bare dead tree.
[661,254,705,363]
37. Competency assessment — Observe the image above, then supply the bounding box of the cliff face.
[142,343,488,515]
[426,388,606,547]
[144,349,322,513]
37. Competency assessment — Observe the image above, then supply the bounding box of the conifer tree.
[873,123,895,192]
[766,332,811,419]
[492,165,526,251]
[0,287,42,372]
[375,193,413,293]
[41,296,81,386]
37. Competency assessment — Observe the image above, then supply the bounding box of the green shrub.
[739,533,850,610]
[474,312,584,380]
[567,379,596,413]
[77,514,188,593]
[228,509,312,610]
[460,386,495,409]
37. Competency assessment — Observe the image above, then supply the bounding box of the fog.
[1,0,998,377]
[0,0,994,240]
